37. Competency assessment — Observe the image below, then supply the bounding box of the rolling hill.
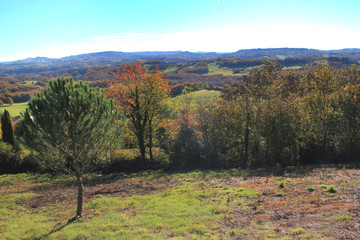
[1,48,360,76]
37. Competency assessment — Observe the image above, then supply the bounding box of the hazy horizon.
[1,0,360,62]
[3,47,360,63]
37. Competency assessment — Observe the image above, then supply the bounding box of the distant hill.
[4,51,220,66]
[0,48,359,81]
[2,48,360,73]
[225,48,325,59]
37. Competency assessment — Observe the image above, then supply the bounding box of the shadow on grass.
[35,217,79,240]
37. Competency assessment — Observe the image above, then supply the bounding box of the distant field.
[21,80,37,85]
[207,62,241,76]
[175,90,221,105]
[0,102,28,117]
[207,62,255,76]
[283,66,303,70]
[164,65,177,73]
[275,55,286,60]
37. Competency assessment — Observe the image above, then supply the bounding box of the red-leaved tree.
[106,62,170,161]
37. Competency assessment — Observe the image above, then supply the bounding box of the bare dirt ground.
[219,168,360,239]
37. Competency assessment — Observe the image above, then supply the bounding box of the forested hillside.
[1,48,359,106]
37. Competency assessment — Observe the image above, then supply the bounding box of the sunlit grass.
[21,80,38,85]
[0,171,258,239]
[55,184,257,239]
[283,65,303,70]
[207,62,220,72]
[174,90,221,105]
[0,101,28,117]
[207,66,236,76]
[207,62,244,76]
[164,65,177,73]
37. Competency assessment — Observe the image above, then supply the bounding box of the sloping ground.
[0,102,28,117]
[0,168,360,239]
[174,90,221,106]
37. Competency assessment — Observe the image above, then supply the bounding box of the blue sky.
[1,0,360,61]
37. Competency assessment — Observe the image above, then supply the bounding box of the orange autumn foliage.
[105,62,170,115]
[105,62,171,161]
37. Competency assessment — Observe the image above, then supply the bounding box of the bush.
[306,185,315,192]
[102,148,170,173]
[171,124,202,169]
[275,192,284,197]
[0,142,40,174]
[327,185,336,193]
[0,141,13,152]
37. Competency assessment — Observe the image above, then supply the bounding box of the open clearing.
[1,167,360,239]
[0,102,28,117]
[175,90,221,105]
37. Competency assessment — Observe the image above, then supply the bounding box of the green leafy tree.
[17,77,123,219]
[337,85,360,160]
[258,99,303,167]
[1,109,15,146]
[172,123,202,168]
[222,61,283,168]
[171,87,203,168]
[303,67,341,162]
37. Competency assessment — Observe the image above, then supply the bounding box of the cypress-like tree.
[17,77,124,219]
[172,123,202,169]
[1,109,15,146]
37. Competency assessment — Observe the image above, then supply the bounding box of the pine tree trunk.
[75,172,83,218]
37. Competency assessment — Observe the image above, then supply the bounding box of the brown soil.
[219,168,360,239]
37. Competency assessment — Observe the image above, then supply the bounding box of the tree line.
[197,62,360,168]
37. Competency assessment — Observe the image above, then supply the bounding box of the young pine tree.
[17,77,124,219]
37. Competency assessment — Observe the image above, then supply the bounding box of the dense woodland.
[1,55,360,174]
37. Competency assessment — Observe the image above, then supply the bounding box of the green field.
[164,65,177,73]
[282,66,303,70]
[175,90,221,105]
[1,168,359,239]
[207,62,240,76]
[0,102,28,117]
[21,81,38,85]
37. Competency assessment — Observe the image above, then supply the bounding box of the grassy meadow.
[207,62,237,76]
[175,90,221,105]
[1,168,360,239]
[0,102,28,117]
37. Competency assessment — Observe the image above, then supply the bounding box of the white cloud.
[20,24,360,59]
